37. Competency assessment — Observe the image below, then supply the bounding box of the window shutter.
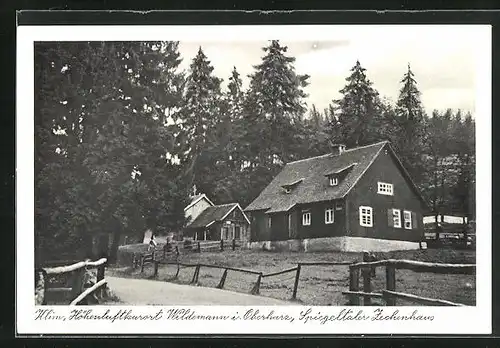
[412,212,418,229]
[387,209,394,227]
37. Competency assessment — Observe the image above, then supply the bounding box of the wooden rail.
[70,279,108,305]
[37,258,107,305]
[44,258,107,275]
[350,259,476,275]
[136,239,242,273]
[299,261,353,266]
[190,239,241,253]
[346,252,474,306]
[145,256,356,301]
[342,290,384,298]
[262,266,298,278]
[382,290,465,307]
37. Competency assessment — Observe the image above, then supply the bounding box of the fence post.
[251,273,262,295]
[217,269,228,289]
[195,265,201,283]
[220,239,224,251]
[96,261,106,298]
[292,264,301,300]
[70,268,86,303]
[153,261,159,278]
[175,260,180,279]
[152,250,155,262]
[140,256,145,273]
[191,265,200,284]
[163,246,166,260]
[348,267,360,305]
[362,268,372,306]
[385,266,397,306]
[197,242,201,253]
[363,251,376,277]
[232,239,236,251]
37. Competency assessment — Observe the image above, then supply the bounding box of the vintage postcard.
[17,23,491,335]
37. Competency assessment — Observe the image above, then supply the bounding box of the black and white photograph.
[17,23,491,335]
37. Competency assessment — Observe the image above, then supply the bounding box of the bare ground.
[105,276,293,305]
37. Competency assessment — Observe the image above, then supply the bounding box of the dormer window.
[329,177,338,186]
[281,178,304,194]
[325,163,356,187]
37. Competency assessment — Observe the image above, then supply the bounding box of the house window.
[325,208,334,224]
[403,210,412,229]
[392,209,402,228]
[359,206,373,227]
[302,212,311,226]
[335,201,343,210]
[329,177,338,186]
[377,182,393,195]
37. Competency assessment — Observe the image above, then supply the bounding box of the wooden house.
[244,141,427,252]
[184,203,251,242]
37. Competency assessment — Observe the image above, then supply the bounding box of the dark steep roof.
[186,203,250,229]
[245,141,423,214]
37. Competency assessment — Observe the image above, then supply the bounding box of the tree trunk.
[108,221,122,264]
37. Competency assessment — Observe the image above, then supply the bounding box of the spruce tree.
[333,60,384,148]
[177,47,224,198]
[209,67,246,203]
[393,64,427,186]
[301,104,330,157]
[237,40,310,205]
[244,40,310,164]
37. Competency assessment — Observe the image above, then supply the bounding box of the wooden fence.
[343,253,475,306]
[184,239,241,253]
[143,257,355,300]
[133,246,180,273]
[36,258,108,305]
[134,239,242,273]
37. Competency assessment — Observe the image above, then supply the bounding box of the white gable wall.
[185,198,213,224]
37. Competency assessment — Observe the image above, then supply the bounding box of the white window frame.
[329,177,338,186]
[392,209,402,228]
[377,182,394,196]
[268,216,272,229]
[403,210,412,229]
[302,212,311,226]
[325,208,334,224]
[359,206,373,227]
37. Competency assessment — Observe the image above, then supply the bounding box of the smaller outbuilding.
[184,203,251,242]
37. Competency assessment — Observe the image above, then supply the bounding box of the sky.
[177,27,479,116]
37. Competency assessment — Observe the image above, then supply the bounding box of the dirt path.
[106,276,295,305]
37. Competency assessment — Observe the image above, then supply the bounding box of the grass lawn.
[108,248,476,306]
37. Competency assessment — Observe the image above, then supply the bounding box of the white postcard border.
[16,24,492,335]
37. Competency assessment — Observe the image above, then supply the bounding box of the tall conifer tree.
[333,60,384,147]
[237,40,309,205]
[392,64,427,185]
